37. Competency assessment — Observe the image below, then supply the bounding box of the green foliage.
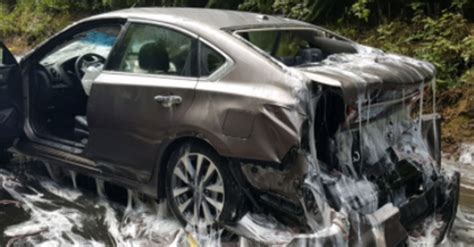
[0,0,473,92]
[239,0,351,23]
[462,35,474,65]
[452,0,469,10]
[0,0,176,46]
[339,10,474,89]
[350,0,372,22]
[272,0,331,22]
[238,0,276,14]
[345,0,474,24]
[0,1,71,45]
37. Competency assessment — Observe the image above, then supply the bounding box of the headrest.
[297,48,324,63]
[138,42,170,72]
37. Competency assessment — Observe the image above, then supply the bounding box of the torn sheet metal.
[299,52,436,105]
[235,49,458,245]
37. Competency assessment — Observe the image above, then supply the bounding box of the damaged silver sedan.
[0,8,460,245]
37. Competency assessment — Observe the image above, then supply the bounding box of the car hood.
[296,51,436,105]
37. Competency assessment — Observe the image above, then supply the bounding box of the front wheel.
[165,142,243,227]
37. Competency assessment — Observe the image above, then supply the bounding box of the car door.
[84,21,198,182]
[0,42,23,149]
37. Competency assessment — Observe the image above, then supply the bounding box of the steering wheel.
[75,53,106,81]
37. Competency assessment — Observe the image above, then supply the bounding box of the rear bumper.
[229,170,460,246]
[348,170,460,246]
[400,170,461,244]
[295,171,460,246]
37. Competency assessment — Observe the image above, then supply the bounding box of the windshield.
[236,29,357,67]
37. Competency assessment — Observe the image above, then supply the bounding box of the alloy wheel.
[170,152,225,225]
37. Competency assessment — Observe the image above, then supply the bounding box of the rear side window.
[107,23,197,77]
[199,42,226,77]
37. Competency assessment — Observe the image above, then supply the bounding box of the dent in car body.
[228,35,458,245]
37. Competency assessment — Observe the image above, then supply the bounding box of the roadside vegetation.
[0,0,473,152]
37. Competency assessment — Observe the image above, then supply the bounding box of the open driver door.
[0,42,23,150]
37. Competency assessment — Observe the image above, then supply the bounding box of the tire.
[165,142,243,227]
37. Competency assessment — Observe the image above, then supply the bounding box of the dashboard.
[42,57,80,89]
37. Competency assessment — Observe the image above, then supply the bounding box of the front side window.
[41,25,122,65]
[109,23,196,77]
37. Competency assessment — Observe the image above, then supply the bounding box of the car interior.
[114,23,196,76]
[237,29,358,170]
[29,24,122,146]
[238,29,357,67]
[28,23,203,148]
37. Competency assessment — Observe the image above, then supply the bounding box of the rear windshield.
[236,29,357,67]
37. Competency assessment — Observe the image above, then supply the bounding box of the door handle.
[154,95,182,108]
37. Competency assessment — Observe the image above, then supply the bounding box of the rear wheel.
[165,142,243,227]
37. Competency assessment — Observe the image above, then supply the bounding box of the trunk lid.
[297,51,435,106]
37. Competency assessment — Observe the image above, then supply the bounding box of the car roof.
[89,7,310,30]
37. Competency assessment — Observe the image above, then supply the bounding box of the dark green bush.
[0,0,472,90]
[337,10,474,89]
